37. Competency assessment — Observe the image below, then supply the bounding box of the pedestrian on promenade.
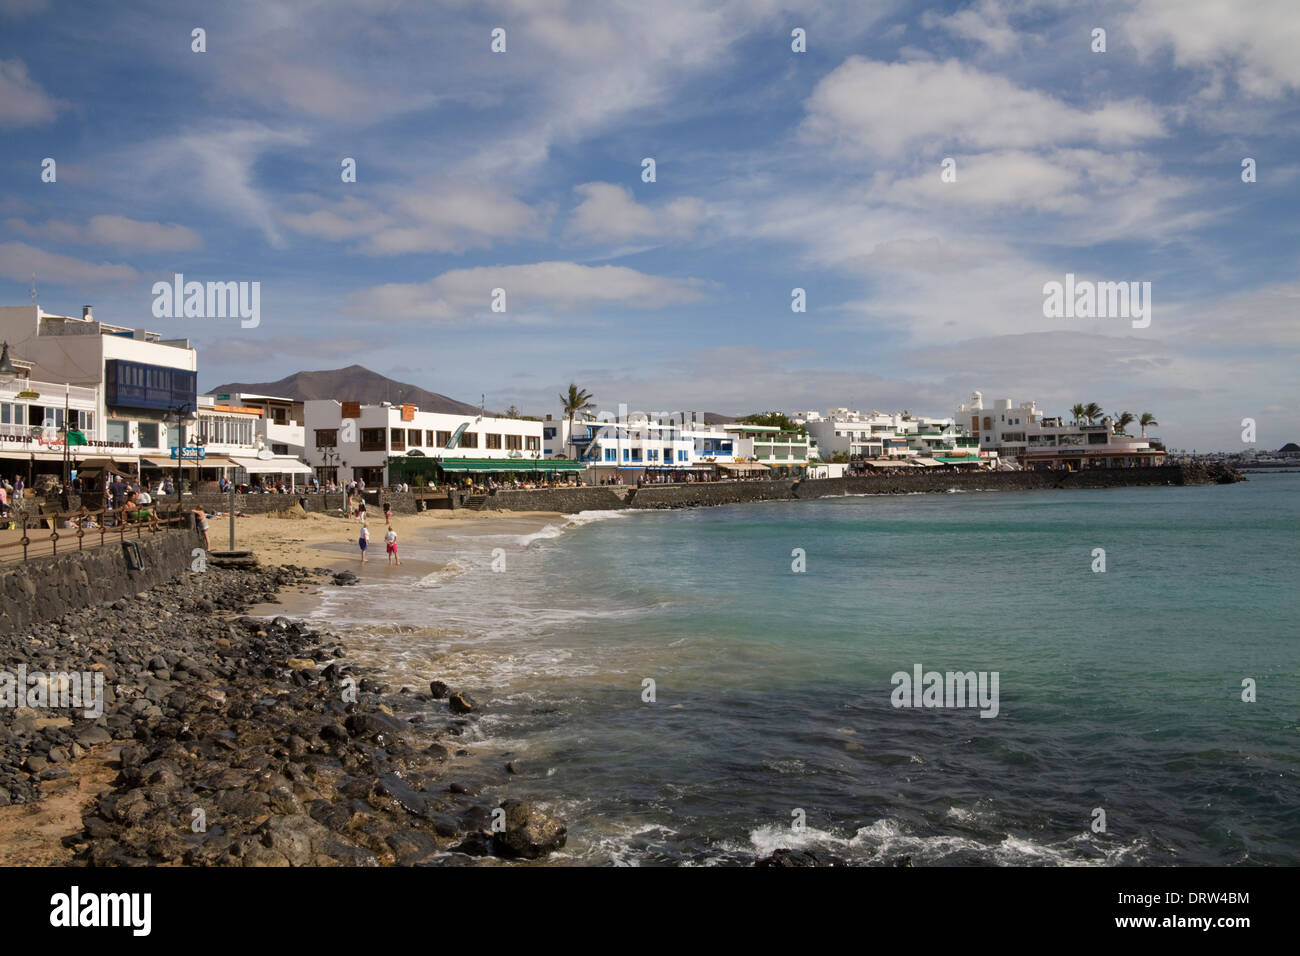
[358,523,369,564]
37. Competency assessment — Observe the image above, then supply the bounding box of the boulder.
[491,799,567,860]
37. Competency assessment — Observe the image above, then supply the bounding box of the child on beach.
[385,526,399,565]
[358,523,369,563]
[383,500,392,525]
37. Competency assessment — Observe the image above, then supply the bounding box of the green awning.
[935,456,980,463]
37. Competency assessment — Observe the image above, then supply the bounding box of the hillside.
[209,365,487,416]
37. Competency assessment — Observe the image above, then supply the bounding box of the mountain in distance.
[209,365,488,416]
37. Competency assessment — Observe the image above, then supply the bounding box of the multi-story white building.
[189,395,313,489]
[542,409,810,480]
[210,392,305,458]
[0,346,104,485]
[0,304,198,485]
[542,410,721,481]
[304,400,557,487]
[955,391,1165,469]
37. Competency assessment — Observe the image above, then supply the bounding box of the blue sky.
[1,0,1296,450]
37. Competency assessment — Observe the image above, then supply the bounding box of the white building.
[542,409,809,480]
[0,304,198,484]
[303,400,557,487]
[210,392,305,457]
[955,391,1165,469]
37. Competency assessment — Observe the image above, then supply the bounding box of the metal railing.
[0,504,189,563]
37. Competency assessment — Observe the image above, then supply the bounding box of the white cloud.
[922,0,1020,54]
[129,124,308,247]
[352,261,712,322]
[567,183,707,243]
[283,183,546,255]
[0,242,138,283]
[0,58,65,126]
[6,215,202,251]
[801,57,1165,158]
[1125,0,1300,99]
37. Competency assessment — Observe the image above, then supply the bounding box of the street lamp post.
[164,403,197,515]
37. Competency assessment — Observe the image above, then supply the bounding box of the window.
[408,429,421,446]
[107,420,129,444]
[485,433,502,449]
[543,427,556,439]
[622,448,629,461]
[505,434,522,450]
[604,448,616,461]
[426,430,436,446]
[390,428,406,451]
[360,428,386,451]
[315,428,338,448]
[0,403,13,425]
[460,432,478,448]
[436,430,451,446]
[678,449,688,462]
[525,435,540,451]
[648,449,659,461]
[137,422,160,447]
[74,410,94,433]
[271,407,288,423]
[272,443,288,455]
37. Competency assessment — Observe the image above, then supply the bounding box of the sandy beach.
[205,507,566,570]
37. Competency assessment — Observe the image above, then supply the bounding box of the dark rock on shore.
[755,848,847,867]
[0,562,565,866]
[492,799,567,859]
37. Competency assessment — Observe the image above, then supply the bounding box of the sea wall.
[480,487,628,512]
[0,530,193,634]
[477,463,1242,513]
[629,479,797,509]
[185,490,419,516]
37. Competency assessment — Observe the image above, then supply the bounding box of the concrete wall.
[474,463,1241,513]
[480,487,629,512]
[185,489,419,516]
[0,530,193,633]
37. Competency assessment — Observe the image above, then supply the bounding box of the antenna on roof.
[29,274,37,304]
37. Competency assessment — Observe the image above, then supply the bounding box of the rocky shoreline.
[0,564,567,866]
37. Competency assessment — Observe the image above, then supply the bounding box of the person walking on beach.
[383,500,392,526]
[358,522,370,564]
[385,526,399,565]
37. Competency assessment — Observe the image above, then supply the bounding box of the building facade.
[304,400,551,487]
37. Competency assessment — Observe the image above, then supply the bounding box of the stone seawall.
[185,490,419,516]
[477,463,1242,514]
[480,487,629,513]
[0,531,194,634]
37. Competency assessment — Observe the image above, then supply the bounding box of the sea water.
[308,474,1300,865]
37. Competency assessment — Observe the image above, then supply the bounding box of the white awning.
[229,456,315,475]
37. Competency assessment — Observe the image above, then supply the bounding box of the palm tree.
[1114,411,1135,435]
[1139,412,1158,438]
[1070,403,1085,426]
[1083,402,1103,425]
[559,384,594,459]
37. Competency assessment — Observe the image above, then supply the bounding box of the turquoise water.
[320,474,1300,865]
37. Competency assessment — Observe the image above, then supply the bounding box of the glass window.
[485,433,502,449]
[107,419,129,444]
[137,422,160,447]
[525,436,540,451]
[460,432,478,448]
[437,430,451,445]
[605,448,616,461]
